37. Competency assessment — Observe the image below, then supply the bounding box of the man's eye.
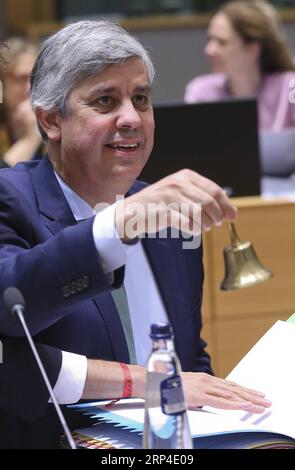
[133,95,149,108]
[93,96,113,106]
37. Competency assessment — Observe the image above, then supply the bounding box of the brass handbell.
[220,222,273,291]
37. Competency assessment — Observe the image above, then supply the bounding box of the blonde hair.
[219,0,295,72]
[0,43,8,79]
[1,37,38,76]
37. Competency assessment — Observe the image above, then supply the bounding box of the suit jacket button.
[82,275,90,289]
[69,282,77,294]
[63,286,70,298]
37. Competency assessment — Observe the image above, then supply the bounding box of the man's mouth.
[107,143,140,152]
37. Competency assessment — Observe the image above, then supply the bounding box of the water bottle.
[143,322,193,449]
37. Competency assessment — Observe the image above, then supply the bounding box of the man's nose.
[116,100,141,129]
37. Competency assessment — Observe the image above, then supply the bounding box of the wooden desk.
[201,197,295,377]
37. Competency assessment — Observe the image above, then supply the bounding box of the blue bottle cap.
[150,322,173,339]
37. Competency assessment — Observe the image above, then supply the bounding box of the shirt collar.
[54,170,96,221]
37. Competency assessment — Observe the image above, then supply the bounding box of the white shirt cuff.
[50,351,87,404]
[92,201,138,274]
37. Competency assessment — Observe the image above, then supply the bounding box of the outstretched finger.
[224,380,267,398]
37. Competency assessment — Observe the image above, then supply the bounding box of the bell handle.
[227,222,242,247]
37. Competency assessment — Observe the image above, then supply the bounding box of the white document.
[204,320,295,439]
[78,398,261,438]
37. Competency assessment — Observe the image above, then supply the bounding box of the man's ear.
[35,108,62,141]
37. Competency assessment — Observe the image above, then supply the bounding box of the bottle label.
[145,372,167,407]
[160,375,186,416]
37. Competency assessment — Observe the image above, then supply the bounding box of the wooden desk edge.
[231,196,295,208]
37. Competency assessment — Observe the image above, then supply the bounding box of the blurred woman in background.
[184,0,295,131]
[0,38,42,167]
[0,42,8,168]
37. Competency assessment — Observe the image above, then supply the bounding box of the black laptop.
[140,99,261,197]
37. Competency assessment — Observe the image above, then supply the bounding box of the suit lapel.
[32,156,77,235]
[31,157,130,362]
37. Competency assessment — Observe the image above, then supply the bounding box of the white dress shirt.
[52,172,168,404]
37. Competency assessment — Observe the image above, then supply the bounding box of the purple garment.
[184,71,295,131]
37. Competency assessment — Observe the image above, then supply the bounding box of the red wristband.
[119,362,132,398]
[105,363,132,408]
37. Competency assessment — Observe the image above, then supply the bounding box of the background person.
[185,0,295,179]
[0,42,7,168]
[0,37,42,167]
[184,0,295,132]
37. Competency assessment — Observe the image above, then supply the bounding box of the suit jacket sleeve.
[0,336,62,420]
[0,176,123,337]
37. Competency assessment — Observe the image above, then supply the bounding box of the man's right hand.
[115,169,237,242]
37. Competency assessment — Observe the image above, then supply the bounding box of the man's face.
[205,13,256,75]
[54,58,154,201]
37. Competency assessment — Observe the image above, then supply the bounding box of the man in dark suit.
[0,20,271,448]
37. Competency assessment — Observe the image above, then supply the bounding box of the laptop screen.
[259,129,295,177]
[140,99,261,197]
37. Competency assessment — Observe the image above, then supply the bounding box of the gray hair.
[30,20,155,117]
